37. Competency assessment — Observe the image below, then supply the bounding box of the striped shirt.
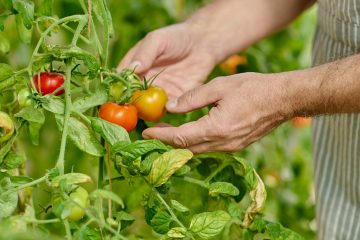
[312,0,360,239]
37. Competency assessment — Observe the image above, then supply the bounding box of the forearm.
[282,54,360,117]
[186,0,314,63]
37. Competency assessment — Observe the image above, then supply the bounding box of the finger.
[166,80,222,114]
[117,41,142,72]
[129,32,166,74]
[142,116,213,148]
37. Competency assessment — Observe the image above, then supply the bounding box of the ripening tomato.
[52,186,89,222]
[99,102,138,132]
[109,82,126,101]
[131,86,168,122]
[32,72,65,95]
[17,88,33,107]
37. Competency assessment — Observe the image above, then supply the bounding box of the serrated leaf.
[73,87,108,113]
[189,211,231,239]
[0,177,18,219]
[0,111,14,143]
[37,0,53,16]
[15,107,45,124]
[140,152,160,175]
[0,63,13,81]
[150,211,172,234]
[91,117,130,146]
[28,122,42,145]
[112,139,168,163]
[56,115,105,157]
[0,35,10,54]
[15,14,32,44]
[209,182,239,197]
[90,189,124,208]
[51,173,92,188]
[2,151,24,169]
[13,0,34,29]
[148,149,193,187]
[170,200,189,213]
[41,96,65,114]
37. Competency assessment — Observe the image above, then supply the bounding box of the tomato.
[17,88,33,107]
[99,102,138,132]
[52,186,89,222]
[109,82,126,101]
[131,86,168,122]
[0,111,14,143]
[32,72,65,95]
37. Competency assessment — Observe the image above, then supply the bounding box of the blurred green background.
[0,0,317,239]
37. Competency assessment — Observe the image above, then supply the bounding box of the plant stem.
[64,219,72,240]
[71,16,88,46]
[182,176,209,189]
[105,143,113,219]
[29,218,60,224]
[56,62,74,175]
[204,162,228,183]
[2,174,48,196]
[155,191,186,229]
[98,150,104,189]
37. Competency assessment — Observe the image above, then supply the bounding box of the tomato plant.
[99,102,138,132]
[0,0,309,239]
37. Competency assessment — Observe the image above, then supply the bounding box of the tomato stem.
[63,219,72,240]
[105,143,113,219]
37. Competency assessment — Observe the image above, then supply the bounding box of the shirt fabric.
[312,0,360,239]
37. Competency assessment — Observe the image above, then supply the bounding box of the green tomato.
[0,111,14,143]
[109,81,126,101]
[52,186,89,222]
[17,88,33,107]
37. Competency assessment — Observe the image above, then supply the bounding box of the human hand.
[142,73,293,153]
[117,23,217,99]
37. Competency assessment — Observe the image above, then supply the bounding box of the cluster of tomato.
[20,71,168,132]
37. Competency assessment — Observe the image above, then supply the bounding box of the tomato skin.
[131,86,168,122]
[17,88,33,107]
[52,187,89,222]
[32,72,65,95]
[99,102,138,132]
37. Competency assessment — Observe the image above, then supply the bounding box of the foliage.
[0,0,316,239]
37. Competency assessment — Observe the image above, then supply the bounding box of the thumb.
[131,33,164,74]
[166,81,222,114]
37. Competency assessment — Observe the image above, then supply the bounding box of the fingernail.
[129,61,141,69]
[166,99,178,110]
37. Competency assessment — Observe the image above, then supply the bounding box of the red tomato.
[131,86,168,122]
[99,103,138,132]
[32,72,65,95]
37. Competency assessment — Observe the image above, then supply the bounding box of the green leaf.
[74,225,101,240]
[170,200,189,213]
[0,177,18,219]
[115,211,135,230]
[37,0,53,16]
[0,111,14,143]
[209,182,239,197]
[91,117,130,146]
[0,135,16,164]
[51,173,92,188]
[0,63,13,81]
[40,96,65,114]
[150,210,172,234]
[13,0,34,29]
[15,107,45,124]
[0,14,8,31]
[148,149,193,187]
[73,86,108,113]
[167,227,187,239]
[250,218,304,240]
[56,115,105,157]
[140,152,160,175]
[90,189,124,208]
[174,165,191,176]
[112,139,168,163]
[9,176,33,187]
[28,122,42,145]
[2,151,24,169]
[0,35,10,54]
[189,211,231,239]
[15,14,32,44]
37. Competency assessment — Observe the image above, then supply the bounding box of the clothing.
[312,0,360,239]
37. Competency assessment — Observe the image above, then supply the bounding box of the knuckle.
[222,142,240,152]
[173,134,189,148]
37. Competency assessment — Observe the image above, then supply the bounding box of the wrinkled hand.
[117,23,216,99]
[142,73,292,153]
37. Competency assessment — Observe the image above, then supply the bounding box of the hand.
[142,73,292,153]
[117,23,217,98]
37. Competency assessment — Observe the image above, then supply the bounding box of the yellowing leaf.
[148,149,193,187]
